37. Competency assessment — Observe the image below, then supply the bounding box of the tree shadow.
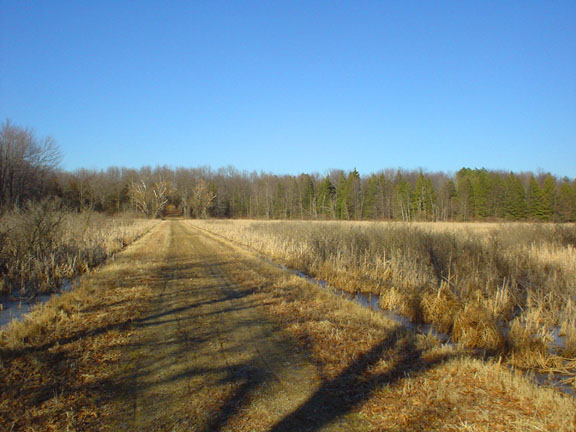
[269,327,453,432]
[201,363,264,432]
[0,262,256,359]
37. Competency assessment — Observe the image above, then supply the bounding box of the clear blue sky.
[1,1,575,178]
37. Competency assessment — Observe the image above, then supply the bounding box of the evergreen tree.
[556,179,575,222]
[316,177,336,219]
[297,174,316,218]
[472,169,491,218]
[413,171,436,220]
[455,168,475,220]
[541,174,556,221]
[362,175,380,219]
[488,173,506,218]
[394,172,413,221]
[377,174,395,219]
[335,172,349,219]
[526,176,545,220]
[504,173,527,220]
[347,169,362,219]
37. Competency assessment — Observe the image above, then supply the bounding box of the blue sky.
[1,1,575,177]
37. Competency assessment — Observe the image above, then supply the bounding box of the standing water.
[0,279,78,329]
[268,258,575,397]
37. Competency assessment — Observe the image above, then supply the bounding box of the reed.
[190,219,576,371]
[0,200,158,296]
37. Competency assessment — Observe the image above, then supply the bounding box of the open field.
[1,220,575,431]
[189,220,576,374]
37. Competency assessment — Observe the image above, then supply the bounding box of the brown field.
[1,220,575,431]
[189,220,576,372]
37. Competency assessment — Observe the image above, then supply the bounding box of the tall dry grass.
[189,220,576,369]
[0,200,158,296]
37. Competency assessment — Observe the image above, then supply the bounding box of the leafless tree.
[0,120,61,210]
[189,179,215,218]
[128,178,171,218]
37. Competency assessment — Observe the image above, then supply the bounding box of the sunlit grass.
[0,201,159,296]
[190,219,576,369]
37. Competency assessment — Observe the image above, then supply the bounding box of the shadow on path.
[269,327,453,432]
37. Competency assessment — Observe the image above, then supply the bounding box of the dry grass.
[0,222,167,431]
[0,201,158,296]
[2,220,575,431]
[190,220,576,373]
[201,225,576,431]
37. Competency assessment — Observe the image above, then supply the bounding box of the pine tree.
[413,172,436,220]
[541,174,556,221]
[297,174,316,218]
[488,173,506,218]
[347,169,362,219]
[455,168,475,220]
[526,176,545,220]
[394,172,413,221]
[556,179,575,222]
[504,173,526,220]
[472,169,491,218]
[335,173,349,220]
[316,177,336,219]
[362,175,380,219]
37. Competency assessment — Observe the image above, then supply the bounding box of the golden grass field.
[1,219,575,431]
[189,220,576,373]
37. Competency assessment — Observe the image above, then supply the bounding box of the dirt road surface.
[106,221,368,431]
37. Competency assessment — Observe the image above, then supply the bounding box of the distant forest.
[2,120,575,221]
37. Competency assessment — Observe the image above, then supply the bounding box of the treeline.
[1,120,575,221]
[55,166,576,222]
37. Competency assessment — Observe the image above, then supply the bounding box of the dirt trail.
[108,221,366,431]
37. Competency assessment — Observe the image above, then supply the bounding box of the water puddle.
[272,261,454,344]
[0,294,52,328]
[534,371,575,397]
[549,327,568,353]
[0,278,79,329]
[262,256,575,397]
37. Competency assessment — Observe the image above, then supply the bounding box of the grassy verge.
[189,221,576,377]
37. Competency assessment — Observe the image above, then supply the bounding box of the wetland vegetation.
[1,119,575,430]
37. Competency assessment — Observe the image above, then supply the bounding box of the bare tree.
[0,120,61,210]
[128,178,171,218]
[189,179,215,218]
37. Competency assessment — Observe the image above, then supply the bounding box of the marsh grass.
[0,222,165,431]
[208,227,576,431]
[0,200,158,296]
[191,220,576,371]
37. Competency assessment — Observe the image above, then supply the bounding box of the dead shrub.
[0,204,157,296]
